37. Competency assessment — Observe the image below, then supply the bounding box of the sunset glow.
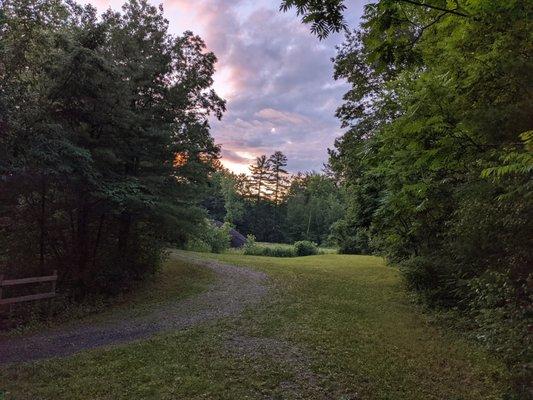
[82,0,365,174]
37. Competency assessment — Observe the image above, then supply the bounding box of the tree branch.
[396,0,470,18]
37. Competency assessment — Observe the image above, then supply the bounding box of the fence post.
[51,270,57,293]
[47,270,57,317]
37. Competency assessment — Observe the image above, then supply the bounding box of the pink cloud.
[255,108,310,125]
[82,0,363,173]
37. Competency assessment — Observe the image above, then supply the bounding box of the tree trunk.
[117,212,132,258]
[38,176,47,274]
[75,196,90,289]
[92,213,106,269]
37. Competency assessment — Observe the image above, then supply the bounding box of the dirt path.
[0,253,269,364]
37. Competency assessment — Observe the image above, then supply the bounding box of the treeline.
[0,0,223,295]
[282,0,532,395]
[202,152,345,245]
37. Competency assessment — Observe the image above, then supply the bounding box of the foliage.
[285,173,345,245]
[0,0,223,295]
[268,151,290,204]
[285,0,532,396]
[242,239,296,257]
[202,156,344,245]
[242,234,257,254]
[248,155,272,201]
[242,239,319,257]
[186,220,231,254]
[293,240,318,256]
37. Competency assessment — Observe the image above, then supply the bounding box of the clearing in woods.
[0,250,508,399]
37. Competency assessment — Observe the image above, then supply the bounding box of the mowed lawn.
[0,251,509,399]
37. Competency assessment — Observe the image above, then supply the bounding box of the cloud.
[84,0,367,173]
[189,1,362,173]
[255,108,310,125]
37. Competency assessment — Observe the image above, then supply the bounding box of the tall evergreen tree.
[268,151,289,204]
[248,155,271,201]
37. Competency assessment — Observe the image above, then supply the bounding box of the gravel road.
[0,252,268,364]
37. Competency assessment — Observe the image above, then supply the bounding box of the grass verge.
[0,253,214,337]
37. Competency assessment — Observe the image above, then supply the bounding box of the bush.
[245,245,296,257]
[243,237,296,257]
[243,240,319,257]
[329,220,371,254]
[262,246,296,257]
[398,256,460,307]
[185,220,231,253]
[294,240,318,256]
[243,234,257,254]
[208,222,232,253]
[185,237,212,253]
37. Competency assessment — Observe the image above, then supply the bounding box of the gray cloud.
[167,0,366,172]
[86,0,366,173]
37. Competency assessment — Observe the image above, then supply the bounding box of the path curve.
[0,253,268,364]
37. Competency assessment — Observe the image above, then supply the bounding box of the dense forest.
[0,0,531,396]
[0,0,224,295]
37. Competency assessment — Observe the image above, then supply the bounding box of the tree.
[0,0,224,294]
[285,173,344,244]
[286,0,532,393]
[268,151,290,204]
[248,155,271,201]
[281,0,471,39]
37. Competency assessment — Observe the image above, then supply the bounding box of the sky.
[87,0,367,174]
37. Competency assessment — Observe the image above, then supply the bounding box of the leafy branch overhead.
[281,0,471,39]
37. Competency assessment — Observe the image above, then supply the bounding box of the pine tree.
[268,151,289,204]
[248,155,271,201]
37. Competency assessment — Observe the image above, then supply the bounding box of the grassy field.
[0,251,509,399]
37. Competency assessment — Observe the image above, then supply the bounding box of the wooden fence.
[0,270,57,306]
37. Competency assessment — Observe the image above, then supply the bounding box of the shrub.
[243,240,320,257]
[329,221,371,255]
[242,235,265,256]
[262,246,296,257]
[244,237,296,257]
[244,245,296,257]
[294,240,318,256]
[185,220,231,253]
[208,222,232,253]
[398,256,457,307]
[243,234,257,254]
[185,237,211,253]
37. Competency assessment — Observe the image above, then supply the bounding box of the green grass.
[227,241,338,257]
[0,251,509,399]
[257,242,338,254]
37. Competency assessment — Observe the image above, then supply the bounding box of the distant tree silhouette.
[249,155,271,201]
[268,151,290,204]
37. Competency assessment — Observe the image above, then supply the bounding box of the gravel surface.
[0,252,268,364]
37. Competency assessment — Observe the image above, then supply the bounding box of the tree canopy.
[0,0,224,293]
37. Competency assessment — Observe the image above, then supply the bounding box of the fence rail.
[0,270,57,306]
